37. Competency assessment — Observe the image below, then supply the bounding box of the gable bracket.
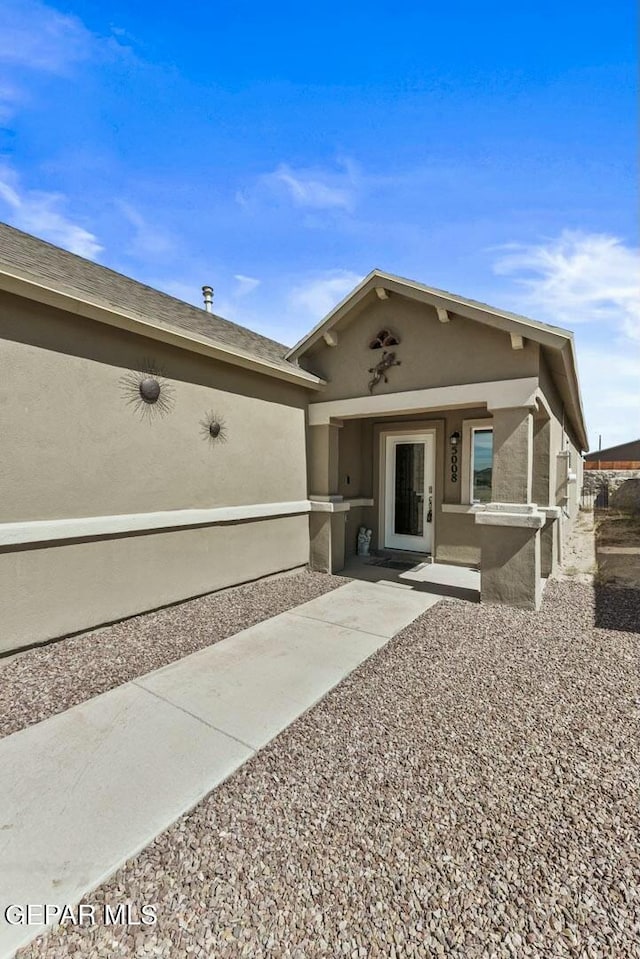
[510,333,525,350]
[436,307,450,323]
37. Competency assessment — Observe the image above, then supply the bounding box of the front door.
[384,433,434,552]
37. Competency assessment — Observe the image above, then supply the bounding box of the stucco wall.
[300,295,539,401]
[0,292,308,521]
[338,408,489,566]
[537,351,584,556]
[0,516,309,653]
[0,292,311,650]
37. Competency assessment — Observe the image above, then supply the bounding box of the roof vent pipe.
[202,285,214,312]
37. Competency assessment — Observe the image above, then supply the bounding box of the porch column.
[492,406,533,503]
[308,423,340,497]
[477,405,543,610]
[308,422,347,573]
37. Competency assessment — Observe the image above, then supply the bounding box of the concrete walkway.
[0,580,440,958]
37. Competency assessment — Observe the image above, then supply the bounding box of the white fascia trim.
[0,501,311,547]
[0,270,325,391]
[287,269,572,360]
[308,378,538,426]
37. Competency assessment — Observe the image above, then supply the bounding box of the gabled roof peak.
[288,267,587,451]
[287,268,573,361]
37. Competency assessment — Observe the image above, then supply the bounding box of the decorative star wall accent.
[120,361,175,420]
[200,411,228,445]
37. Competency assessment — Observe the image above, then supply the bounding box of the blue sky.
[1,0,638,448]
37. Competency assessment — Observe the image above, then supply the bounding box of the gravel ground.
[17,580,640,959]
[0,569,347,739]
[552,511,596,585]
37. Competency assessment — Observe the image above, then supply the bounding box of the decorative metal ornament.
[200,412,227,445]
[120,361,175,420]
[139,377,161,403]
[369,329,400,350]
[368,350,401,393]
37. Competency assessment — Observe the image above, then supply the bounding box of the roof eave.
[0,270,326,391]
[285,269,379,359]
[561,337,589,452]
[286,269,574,360]
[288,267,588,448]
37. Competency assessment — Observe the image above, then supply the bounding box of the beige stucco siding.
[537,351,585,559]
[0,292,311,650]
[302,291,543,571]
[300,296,539,401]
[335,409,489,566]
[0,515,308,653]
[539,355,583,516]
[1,293,308,522]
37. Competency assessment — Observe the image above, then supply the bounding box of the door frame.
[379,427,436,554]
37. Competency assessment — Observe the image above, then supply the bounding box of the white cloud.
[0,82,22,122]
[117,202,175,257]
[0,165,102,259]
[234,274,261,296]
[577,346,640,450]
[493,230,640,342]
[0,0,93,74]
[493,231,640,450]
[288,270,363,321]
[0,0,133,122]
[257,158,360,213]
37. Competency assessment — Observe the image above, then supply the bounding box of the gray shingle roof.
[0,221,295,372]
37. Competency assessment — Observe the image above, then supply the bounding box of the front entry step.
[370,549,433,566]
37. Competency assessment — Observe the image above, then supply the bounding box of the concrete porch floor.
[340,556,481,602]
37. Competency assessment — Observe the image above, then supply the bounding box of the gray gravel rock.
[15,580,640,958]
[0,570,347,739]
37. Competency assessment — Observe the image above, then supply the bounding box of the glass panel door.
[384,433,433,553]
[394,443,424,535]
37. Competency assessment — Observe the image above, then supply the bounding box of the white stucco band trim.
[0,502,312,548]
[308,378,539,425]
[308,498,374,512]
[309,501,350,513]
[472,502,545,529]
